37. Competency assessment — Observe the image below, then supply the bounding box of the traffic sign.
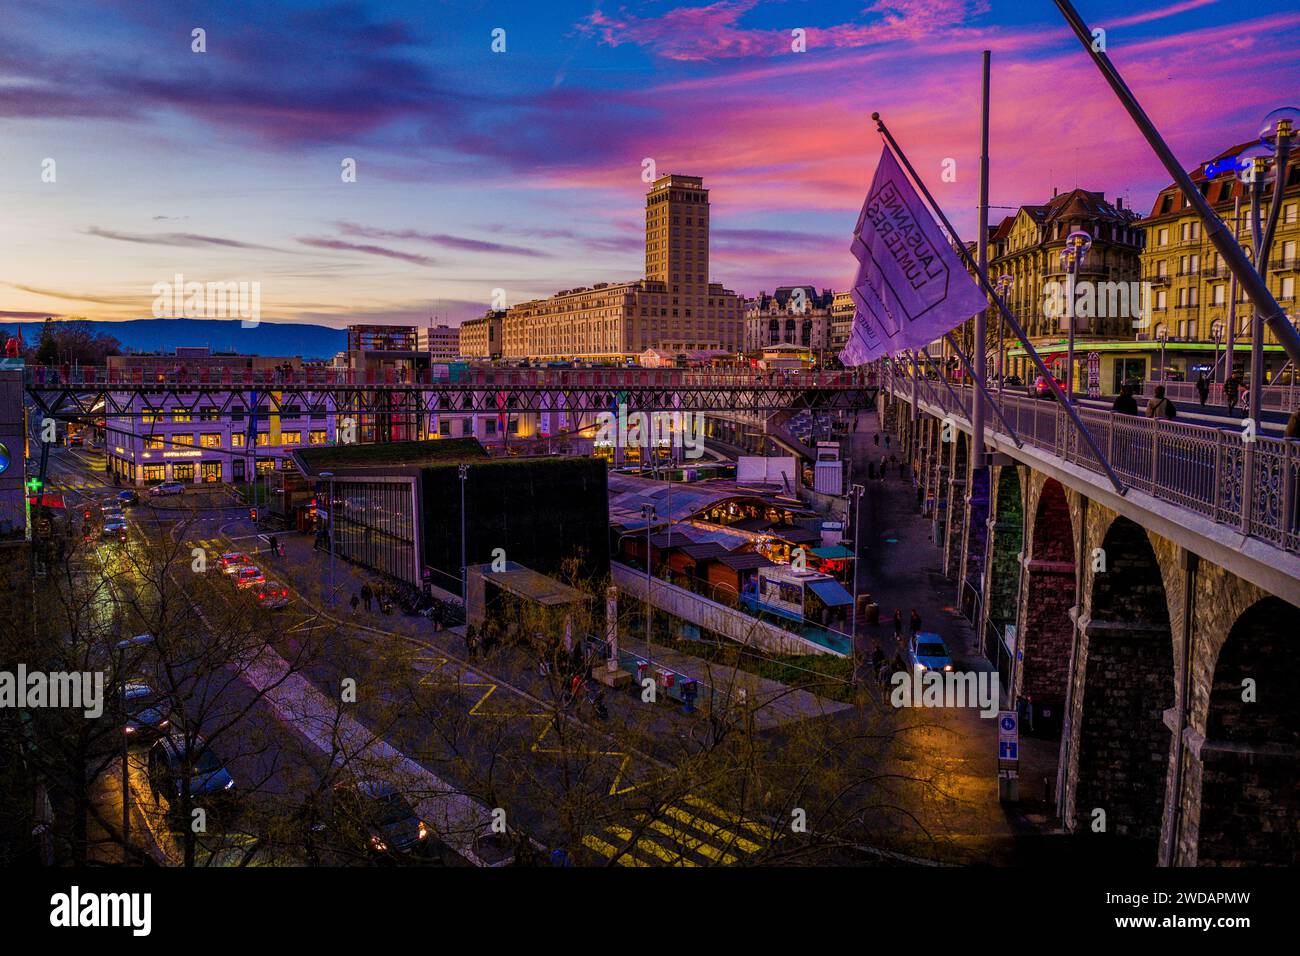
[997,709,1019,767]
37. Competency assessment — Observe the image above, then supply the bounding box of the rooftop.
[292,437,488,477]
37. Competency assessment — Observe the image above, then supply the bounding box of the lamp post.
[1241,107,1296,427]
[848,483,865,681]
[994,274,1013,398]
[458,464,469,606]
[1157,328,1168,385]
[641,503,657,665]
[1060,230,1094,401]
[320,471,335,605]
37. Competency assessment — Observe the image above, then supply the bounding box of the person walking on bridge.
[1146,385,1178,420]
[1196,373,1210,407]
[1112,382,1138,416]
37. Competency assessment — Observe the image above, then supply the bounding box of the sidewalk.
[853,407,1064,850]
[260,522,849,742]
[618,636,853,732]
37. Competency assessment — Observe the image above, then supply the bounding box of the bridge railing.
[21,364,879,391]
[884,364,1300,554]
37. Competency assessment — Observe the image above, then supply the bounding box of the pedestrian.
[871,642,885,674]
[465,624,478,659]
[361,582,373,612]
[884,434,891,449]
[269,533,278,558]
[349,592,360,615]
[874,433,880,446]
[1225,374,1240,414]
[1146,384,1178,420]
[1112,382,1138,415]
[1285,406,1300,439]
[909,608,921,636]
[878,461,887,482]
[1196,373,1210,407]
[898,459,907,479]
[867,461,876,480]
[892,608,902,639]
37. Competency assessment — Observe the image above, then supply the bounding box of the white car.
[219,552,251,573]
[149,481,186,497]
[232,566,266,589]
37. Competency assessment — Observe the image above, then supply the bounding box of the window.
[143,465,165,483]
[255,432,270,447]
[309,430,328,445]
[172,433,194,446]
[231,433,245,448]
[144,435,163,450]
[1282,277,1296,300]
[200,433,221,448]
[281,431,301,446]
[171,409,192,423]
[1158,227,1169,246]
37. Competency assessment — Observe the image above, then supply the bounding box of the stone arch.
[1018,477,1075,733]
[1197,597,1300,865]
[1075,516,1175,853]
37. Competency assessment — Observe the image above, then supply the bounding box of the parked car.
[906,632,954,673]
[148,481,186,497]
[219,552,251,573]
[232,566,265,589]
[101,500,125,516]
[101,517,128,543]
[325,780,433,861]
[122,680,171,742]
[146,734,236,819]
[252,581,290,610]
[116,489,139,506]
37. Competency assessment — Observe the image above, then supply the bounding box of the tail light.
[257,592,265,600]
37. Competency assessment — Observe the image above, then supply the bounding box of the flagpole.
[973,49,991,465]
[871,111,1125,495]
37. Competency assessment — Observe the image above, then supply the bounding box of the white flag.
[842,146,988,363]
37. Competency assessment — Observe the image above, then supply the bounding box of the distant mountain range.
[1,318,348,360]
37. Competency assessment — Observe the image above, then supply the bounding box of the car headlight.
[124,725,136,734]
[369,836,387,851]
[417,822,429,840]
[943,664,953,672]
[223,779,235,790]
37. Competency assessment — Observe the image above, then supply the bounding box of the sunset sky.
[2,0,1297,329]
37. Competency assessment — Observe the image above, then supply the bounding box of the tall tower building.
[645,174,709,294]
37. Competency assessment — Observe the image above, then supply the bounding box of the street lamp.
[458,464,469,606]
[848,483,865,682]
[1060,230,1094,401]
[320,471,336,605]
[994,274,1013,397]
[1238,107,1297,426]
[640,503,657,666]
[1157,328,1168,384]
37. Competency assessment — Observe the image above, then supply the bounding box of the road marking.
[581,833,646,866]
[682,794,775,839]
[661,804,762,854]
[638,815,737,864]
[605,824,696,866]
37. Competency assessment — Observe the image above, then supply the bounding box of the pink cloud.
[577,0,994,62]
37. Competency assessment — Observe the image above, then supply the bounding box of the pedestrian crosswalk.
[582,794,778,867]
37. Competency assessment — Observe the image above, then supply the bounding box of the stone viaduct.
[883,387,1299,867]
